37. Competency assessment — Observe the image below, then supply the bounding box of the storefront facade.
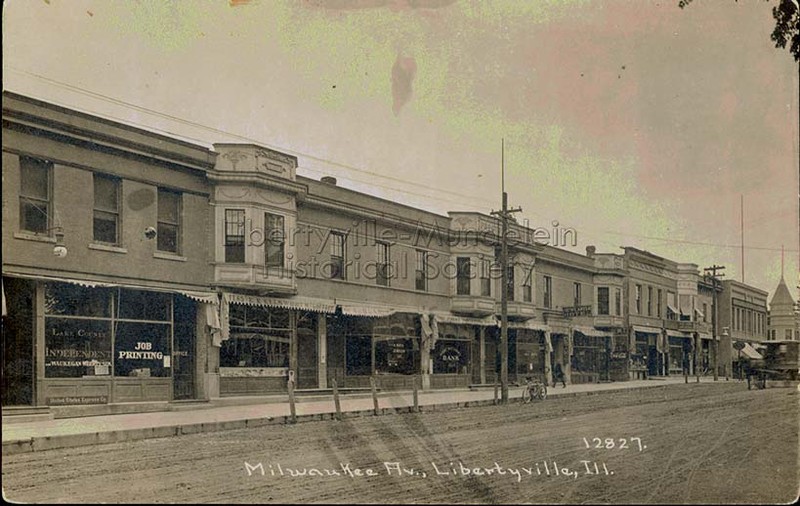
[2,92,217,409]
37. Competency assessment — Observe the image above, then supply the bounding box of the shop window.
[44,318,112,378]
[225,209,246,263]
[117,289,171,321]
[329,232,346,280]
[221,305,291,368]
[433,340,470,374]
[346,336,372,376]
[415,250,428,291]
[19,156,52,234]
[157,189,181,254]
[265,212,285,268]
[597,287,610,315]
[456,257,471,295]
[45,283,112,318]
[93,174,120,245]
[220,334,290,368]
[114,322,171,377]
[375,338,416,375]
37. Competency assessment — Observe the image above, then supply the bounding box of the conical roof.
[769,276,795,309]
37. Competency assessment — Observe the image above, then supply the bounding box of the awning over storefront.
[177,290,219,305]
[432,313,498,326]
[226,293,337,313]
[739,343,763,360]
[666,330,692,339]
[572,325,614,338]
[6,273,118,288]
[632,325,662,335]
[507,320,550,332]
[698,332,712,340]
[338,303,395,317]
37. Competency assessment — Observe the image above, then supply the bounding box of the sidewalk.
[2,376,724,455]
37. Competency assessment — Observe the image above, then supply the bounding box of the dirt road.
[2,382,797,504]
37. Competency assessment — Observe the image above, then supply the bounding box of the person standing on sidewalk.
[554,363,567,388]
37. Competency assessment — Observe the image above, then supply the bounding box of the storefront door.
[172,296,196,400]
[1,277,35,406]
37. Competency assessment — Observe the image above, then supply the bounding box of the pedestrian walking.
[554,363,566,388]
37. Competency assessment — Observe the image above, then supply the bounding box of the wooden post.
[493,372,499,405]
[331,378,342,421]
[413,375,419,413]
[370,375,379,416]
[287,378,297,424]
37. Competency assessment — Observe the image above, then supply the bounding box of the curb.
[1,381,721,455]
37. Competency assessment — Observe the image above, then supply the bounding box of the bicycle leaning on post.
[521,375,548,403]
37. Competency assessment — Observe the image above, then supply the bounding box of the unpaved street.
[2,382,798,504]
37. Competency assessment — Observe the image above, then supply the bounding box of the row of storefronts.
[4,276,713,404]
[1,92,751,412]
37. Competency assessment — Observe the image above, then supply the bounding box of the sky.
[3,0,799,301]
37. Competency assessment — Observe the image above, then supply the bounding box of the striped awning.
[177,290,219,305]
[433,313,498,327]
[633,325,662,335]
[226,293,337,313]
[666,330,692,339]
[573,325,614,338]
[508,320,550,332]
[338,304,395,317]
[740,342,763,360]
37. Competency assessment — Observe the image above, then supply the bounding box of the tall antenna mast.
[741,194,744,283]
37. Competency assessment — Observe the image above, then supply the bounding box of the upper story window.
[265,212,285,268]
[647,286,653,316]
[415,250,428,291]
[597,287,610,315]
[93,174,120,245]
[543,275,552,309]
[456,257,471,295]
[786,329,793,340]
[480,258,492,297]
[573,282,582,307]
[157,189,181,254]
[615,288,622,316]
[522,266,532,303]
[657,289,663,318]
[225,209,246,263]
[19,156,52,234]
[376,242,390,286]
[635,284,642,314]
[703,303,708,323]
[506,265,515,302]
[329,232,346,280]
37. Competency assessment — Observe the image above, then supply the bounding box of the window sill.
[88,243,128,254]
[154,251,187,262]
[14,232,56,244]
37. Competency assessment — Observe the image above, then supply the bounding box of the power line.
[7,66,797,255]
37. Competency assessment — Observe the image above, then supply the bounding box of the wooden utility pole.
[704,265,725,382]
[490,139,522,404]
